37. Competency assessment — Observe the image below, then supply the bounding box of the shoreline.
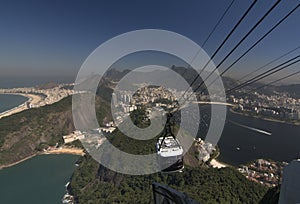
[0,93,43,119]
[0,154,37,170]
[0,147,85,170]
[209,151,229,169]
[43,147,85,156]
[229,108,300,126]
[210,158,228,169]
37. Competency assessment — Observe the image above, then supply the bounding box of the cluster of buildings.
[111,85,179,126]
[112,91,137,118]
[62,123,117,145]
[0,83,75,108]
[112,85,178,112]
[228,91,300,121]
[100,122,116,133]
[132,86,176,105]
[238,159,286,187]
[62,122,117,151]
[63,130,85,144]
[194,138,216,163]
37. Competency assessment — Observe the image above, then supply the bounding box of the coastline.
[0,147,84,170]
[210,151,229,169]
[43,147,85,156]
[0,154,37,170]
[0,93,43,119]
[210,158,228,169]
[229,108,300,126]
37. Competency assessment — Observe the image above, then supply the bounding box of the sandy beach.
[0,147,84,170]
[210,159,227,169]
[43,147,85,156]
[0,93,43,119]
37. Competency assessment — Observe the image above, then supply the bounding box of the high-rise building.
[112,93,117,107]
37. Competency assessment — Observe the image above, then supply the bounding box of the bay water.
[0,154,79,204]
[0,94,28,113]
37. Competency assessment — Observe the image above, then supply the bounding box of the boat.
[62,193,74,204]
[156,136,184,173]
[65,181,70,188]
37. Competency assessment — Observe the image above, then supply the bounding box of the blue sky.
[0,0,299,84]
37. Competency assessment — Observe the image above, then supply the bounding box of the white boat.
[65,182,70,188]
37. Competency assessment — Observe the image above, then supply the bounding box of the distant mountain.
[106,66,202,83]
[35,82,59,90]
[275,84,300,98]
[104,66,207,92]
[222,76,239,90]
[246,83,300,98]
[104,69,131,81]
[104,67,300,100]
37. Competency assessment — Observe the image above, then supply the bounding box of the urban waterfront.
[0,94,28,113]
[0,95,300,202]
[1,97,300,168]
[0,154,79,204]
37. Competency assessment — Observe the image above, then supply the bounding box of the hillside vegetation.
[69,155,273,204]
[0,95,108,167]
[0,97,74,166]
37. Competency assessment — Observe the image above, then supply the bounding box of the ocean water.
[0,154,79,204]
[0,94,28,113]
[218,110,300,166]
[195,105,300,166]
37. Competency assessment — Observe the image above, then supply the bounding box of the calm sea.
[0,94,28,113]
[0,154,79,204]
[218,110,300,166]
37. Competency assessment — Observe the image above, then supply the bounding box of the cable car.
[156,112,184,173]
[156,136,184,173]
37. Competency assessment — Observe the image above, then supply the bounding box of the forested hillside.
[69,155,276,204]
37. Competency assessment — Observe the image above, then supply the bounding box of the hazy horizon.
[0,0,299,85]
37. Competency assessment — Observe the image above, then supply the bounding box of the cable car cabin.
[156,136,184,173]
